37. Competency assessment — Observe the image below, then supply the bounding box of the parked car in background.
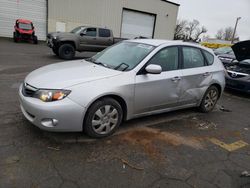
[47,26,126,60]
[13,19,38,44]
[19,40,225,138]
[225,40,250,93]
[214,46,236,65]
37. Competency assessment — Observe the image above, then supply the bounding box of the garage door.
[121,9,156,39]
[0,0,47,40]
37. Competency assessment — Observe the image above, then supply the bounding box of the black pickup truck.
[47,26,126,60]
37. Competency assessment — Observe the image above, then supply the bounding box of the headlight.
[35,89,71,102]
[53,36,57,40]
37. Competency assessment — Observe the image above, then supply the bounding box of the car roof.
[16,19,32,24]
[128,39,214,53]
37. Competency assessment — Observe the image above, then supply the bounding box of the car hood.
[47,32,77,39]
[25,60,122,89]
[232,40,250,61]
[218,53,235,59]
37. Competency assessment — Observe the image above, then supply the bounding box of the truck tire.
[58,43,75,60]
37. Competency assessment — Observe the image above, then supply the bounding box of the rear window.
[203,50,214,65]
[99,29,111,37]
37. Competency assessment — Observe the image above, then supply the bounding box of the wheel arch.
[59,41,76,49]
[210,83,222,98]
[198,83,223,106]
[82,94,128,129]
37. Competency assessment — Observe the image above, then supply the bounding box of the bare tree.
[224,27,234,41]
[186,19,200,40]
[174,19,187,40]
[194,26,207,41]
[215,29,224,39]
[174,19,207,41]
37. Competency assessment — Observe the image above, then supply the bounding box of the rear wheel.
[58,43,75,60]
[199,86,219,113]
[84,98,123,138]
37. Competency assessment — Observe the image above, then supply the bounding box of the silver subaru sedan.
[19,40,225,138]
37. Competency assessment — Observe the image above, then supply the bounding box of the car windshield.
[19,23,32,30]
[70,26,84,34]
[89,42,155,71]
[214,47,233,54]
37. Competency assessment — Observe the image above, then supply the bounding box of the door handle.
[171,76,181,82]
[203,72,211,77]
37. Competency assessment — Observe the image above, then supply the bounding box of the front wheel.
[58,43,75,60]
[84,98,123,138]
[199,86,219,113]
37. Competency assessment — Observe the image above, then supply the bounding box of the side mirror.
[145,64,162,74]
[80,31,86,36]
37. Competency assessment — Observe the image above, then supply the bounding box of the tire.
[58,43,75,60]
[13,32,18,43]
[199,86,219,113]
[33,36,38,44]
[52,47,59,56]
[84,98,123,138]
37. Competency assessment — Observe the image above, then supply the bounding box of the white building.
[0,0,179,40]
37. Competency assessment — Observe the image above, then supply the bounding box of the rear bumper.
[19,85,86,132]
[225,77,250,93]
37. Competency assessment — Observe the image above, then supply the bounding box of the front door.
[79,27,98,51]
[134,46,182,115]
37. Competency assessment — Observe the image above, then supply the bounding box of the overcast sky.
[172,0,250,40]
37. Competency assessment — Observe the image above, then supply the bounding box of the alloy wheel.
[204,89,218,111]
[91,105,118,135]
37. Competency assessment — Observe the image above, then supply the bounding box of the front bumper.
[225,77,250,93]
[19,85,86,132]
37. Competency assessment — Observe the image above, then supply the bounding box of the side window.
[203,50,214,65]
[99,28,111,37]
[147,47,179,71]
[182,47,205,69]
[85,28,97,37]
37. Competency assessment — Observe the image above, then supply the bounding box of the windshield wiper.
[86,58,109,68]
[114,63,129,71]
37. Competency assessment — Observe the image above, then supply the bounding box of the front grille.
[22,83,37,97]
[227,71,247,79]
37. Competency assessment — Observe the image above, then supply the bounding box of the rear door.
[179,46,213,105]
[134,46,182,115]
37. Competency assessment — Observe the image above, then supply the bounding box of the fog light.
[41,118,58,128]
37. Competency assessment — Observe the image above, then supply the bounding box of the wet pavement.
[0,38,250,188]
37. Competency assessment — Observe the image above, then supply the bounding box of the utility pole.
[231,17,241,44]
